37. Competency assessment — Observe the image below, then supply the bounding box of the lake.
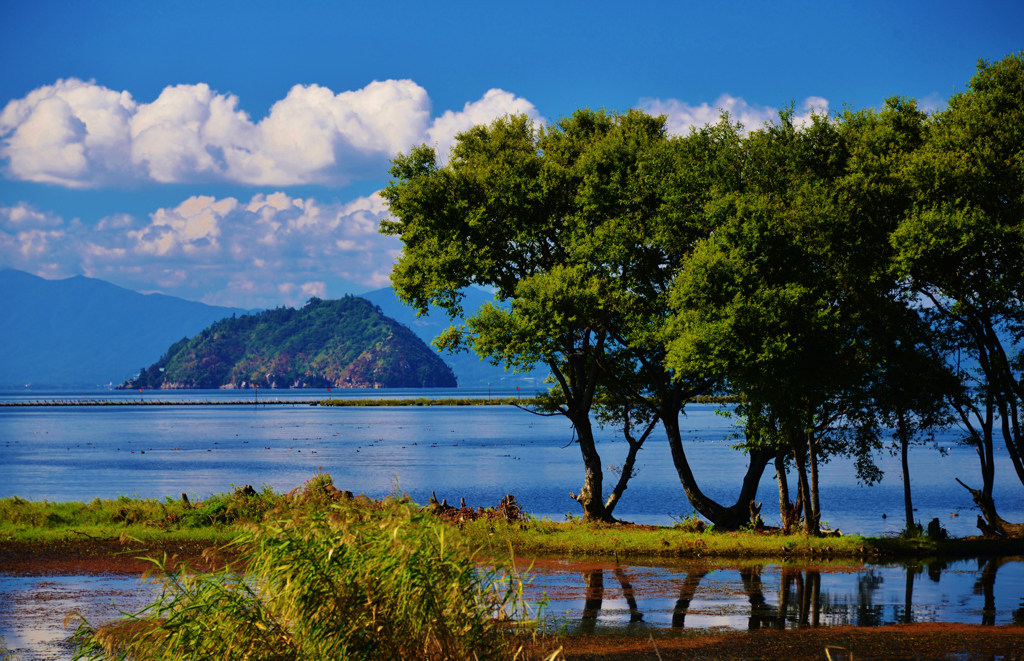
[2,557,1023,659]
[3,388,1024,537]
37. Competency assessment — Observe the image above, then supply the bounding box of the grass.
[3,478,1022,561]
[67,485,553,661]
[455,516,1024,561]
[0,484,283,545]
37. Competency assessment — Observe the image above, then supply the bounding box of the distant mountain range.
[0,270,545,389]
[119,296,456,389]
[0,270,252,388]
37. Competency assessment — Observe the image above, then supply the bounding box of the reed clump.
[68,479,546,661]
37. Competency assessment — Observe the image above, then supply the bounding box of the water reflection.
[529,557,1024,631]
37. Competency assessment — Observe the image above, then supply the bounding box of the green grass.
[0,484,284,544]
[67,492,547,661]
[453,517,1024,561]
[4,477,1022,561]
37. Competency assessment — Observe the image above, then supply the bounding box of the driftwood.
[956,478,1024,538]
[749,500,764,532]
[428,492,524,524]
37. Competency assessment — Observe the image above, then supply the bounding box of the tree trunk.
[793,434,815,537]
[568,414,612,522]
[604,417,657,518]
[898,413,916,533]
[807,432,821,535]
[662,412,774,529]
[956,478,1024,537]
[999,396,1024,488]
[775,452,801,534]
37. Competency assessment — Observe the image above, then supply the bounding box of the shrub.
[69,498,540,660]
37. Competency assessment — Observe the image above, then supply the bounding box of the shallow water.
[1,557,1022,659]
[2,388,1024,536]
[0,574,153,661]
[523,557,1024,632]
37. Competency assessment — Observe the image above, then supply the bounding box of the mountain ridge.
[0,269,252,388]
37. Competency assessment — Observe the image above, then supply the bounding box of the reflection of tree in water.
[895,562,923,624]
[973,557,1011,627]
[810,569,881,627]
[777,568,821,628]
[670,566,784,630]
[577,567,644,630]
[577,558,1021,631]
[855,570,885,627]
[671,570,708,628]
[739,566,781,630]
[613,567,644,624]
[579,569,603,634]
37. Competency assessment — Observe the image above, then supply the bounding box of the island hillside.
[118,296,457,389]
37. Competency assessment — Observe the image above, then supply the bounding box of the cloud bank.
[0,79,540,188]
[638,94,830,135]
[0,193,401,308]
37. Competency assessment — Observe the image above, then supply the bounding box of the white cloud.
[638,94,830,135]
[0,193,402,308]
[919,93,946,114]
[426,89,542,163]
[1,79,540,187]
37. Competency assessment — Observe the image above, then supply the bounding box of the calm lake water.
[2,558,1023,659]
[3,388,1024,658]
[3,388,1024,537]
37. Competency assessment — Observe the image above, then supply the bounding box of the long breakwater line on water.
[0,396,536,408]
[0,394,740,408]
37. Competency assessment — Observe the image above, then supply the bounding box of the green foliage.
[671,512,707,534]
[69,498,539,661]
[120,297,456,390]
[0,486,282,538]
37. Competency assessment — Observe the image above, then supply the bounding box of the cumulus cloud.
[0,79,541,188]
[0,193,401,308]
[426,89,542,162]
[638,94,830,135]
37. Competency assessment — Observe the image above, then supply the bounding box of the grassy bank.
[3,480,1022,562]
[453,516,1024,561]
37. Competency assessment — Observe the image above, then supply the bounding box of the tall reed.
[69,482,541,660]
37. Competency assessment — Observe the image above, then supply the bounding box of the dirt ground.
[0,539,230,575]
[545,623,1023,660]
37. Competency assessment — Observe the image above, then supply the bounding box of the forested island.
[118,296,457,389]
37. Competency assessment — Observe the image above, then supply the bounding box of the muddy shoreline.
[0,540,231,576]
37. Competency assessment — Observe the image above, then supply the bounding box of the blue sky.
[2,0,1021,308]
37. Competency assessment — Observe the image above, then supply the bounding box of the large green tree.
[382,111,651,521]
[384,110,785,528]
[894,52,1024,536]
[583,115,778,530]
[666,108,907,536]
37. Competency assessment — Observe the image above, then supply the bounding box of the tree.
[383,111,653,521]
[384,110,781,528]
[584,115,777,530]
[666,109,893,535]
[893,52,1024,536]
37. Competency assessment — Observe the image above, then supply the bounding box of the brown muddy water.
[1,557,1022,660]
